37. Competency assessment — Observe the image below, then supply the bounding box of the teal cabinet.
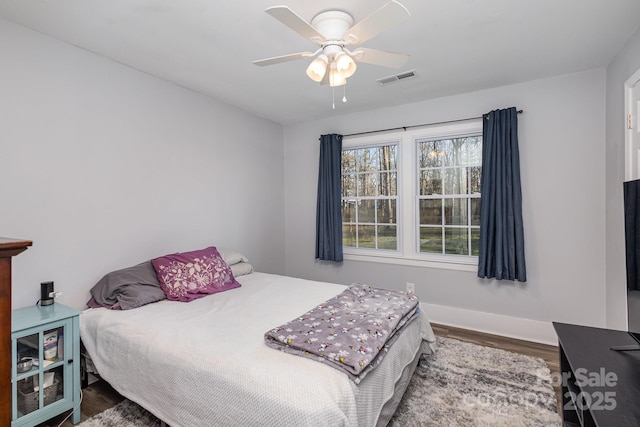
[11,304,81,426]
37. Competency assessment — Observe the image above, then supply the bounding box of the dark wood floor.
[40,323,561,426]
[37,381,124,427]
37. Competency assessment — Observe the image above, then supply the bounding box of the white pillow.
[230,262,254,277]
[217,248,249,266]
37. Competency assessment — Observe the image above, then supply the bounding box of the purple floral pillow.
[151,246,241,302]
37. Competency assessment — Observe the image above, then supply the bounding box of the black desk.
[553,322,640,426]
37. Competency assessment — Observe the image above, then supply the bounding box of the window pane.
[468,137,482,165]
[357,148,379,172]
[470,198,481,226]
[420,227,442,253]
[458,138,470,165]
[342,173,356,197]
[349,145,397,173]
[444,198,468,225]
[357,200,375,223]
[358,225,376,248]
[376,199,396,224]
[440,140,459,167]
[377,225,397,250]
[444,227,468,255]
[444,168,468,195]
[470,166,481,194]
[458,137,482,165]
[378,171,397,196]
[358,173,378,196]
[342,200,356,224]
[471,228,480,256]
[419,170,442,195]
[418,140,445,168]
[343,225,356,247]
[378,146,397,171]
[419,199,442,225]
[343,150,356,173]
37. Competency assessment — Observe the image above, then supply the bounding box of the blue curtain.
[315,134,343,262]
[478,107,526,281]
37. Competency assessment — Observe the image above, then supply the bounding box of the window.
[342,144,399,250]
[417,136,482,256]
[341,120,482,269]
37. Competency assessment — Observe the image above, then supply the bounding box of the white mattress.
[80,272,436,426]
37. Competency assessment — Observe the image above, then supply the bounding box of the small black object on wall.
[40,281,54,306]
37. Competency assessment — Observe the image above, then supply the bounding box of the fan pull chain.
[332,87,335,109]
[343,85,347,103]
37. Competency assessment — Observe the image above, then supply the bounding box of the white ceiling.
[1,0,639,125]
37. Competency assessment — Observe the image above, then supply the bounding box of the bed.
[80,269,436,426]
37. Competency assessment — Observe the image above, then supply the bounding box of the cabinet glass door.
[15,333,39,419]
[13,322,69,421]
[42,326,65,409]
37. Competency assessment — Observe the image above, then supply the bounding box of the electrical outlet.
[406,282,415,294]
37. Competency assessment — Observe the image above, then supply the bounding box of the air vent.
[376,69,416,86]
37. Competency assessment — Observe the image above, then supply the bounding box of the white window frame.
[342,119,483,272]
[341,139,402,254]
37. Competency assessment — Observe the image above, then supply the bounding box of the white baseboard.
[421,302,558,346]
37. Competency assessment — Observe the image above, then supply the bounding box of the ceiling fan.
[253,1,411,105]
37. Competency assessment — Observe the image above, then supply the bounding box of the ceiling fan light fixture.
[256,2,412,104]
[306,54,329,82]
[334,51,357,78]
[329,63,347,87]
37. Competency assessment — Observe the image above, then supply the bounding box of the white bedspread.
[80,272,436,427]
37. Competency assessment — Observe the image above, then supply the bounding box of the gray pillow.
[89,261,167,310]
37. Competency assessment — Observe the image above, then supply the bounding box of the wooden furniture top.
[0,238,32,250]
[0,238,32,257]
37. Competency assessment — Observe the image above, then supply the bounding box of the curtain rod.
[343,109,524,138]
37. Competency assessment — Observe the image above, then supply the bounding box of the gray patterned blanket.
[264,283,420,383]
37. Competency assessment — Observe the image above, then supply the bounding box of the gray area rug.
[388,337,561,427]
[79,337,561,426]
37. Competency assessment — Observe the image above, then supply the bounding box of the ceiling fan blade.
[352,48,409,68]
[265,6,325,43]
[253,52,314,67]
[344,0,410,45]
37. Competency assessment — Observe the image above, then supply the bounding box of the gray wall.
[1,19,286,309]
[605,26,640,330]
[284,69,607,341]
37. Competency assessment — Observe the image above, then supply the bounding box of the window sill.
[343,251,478,272]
